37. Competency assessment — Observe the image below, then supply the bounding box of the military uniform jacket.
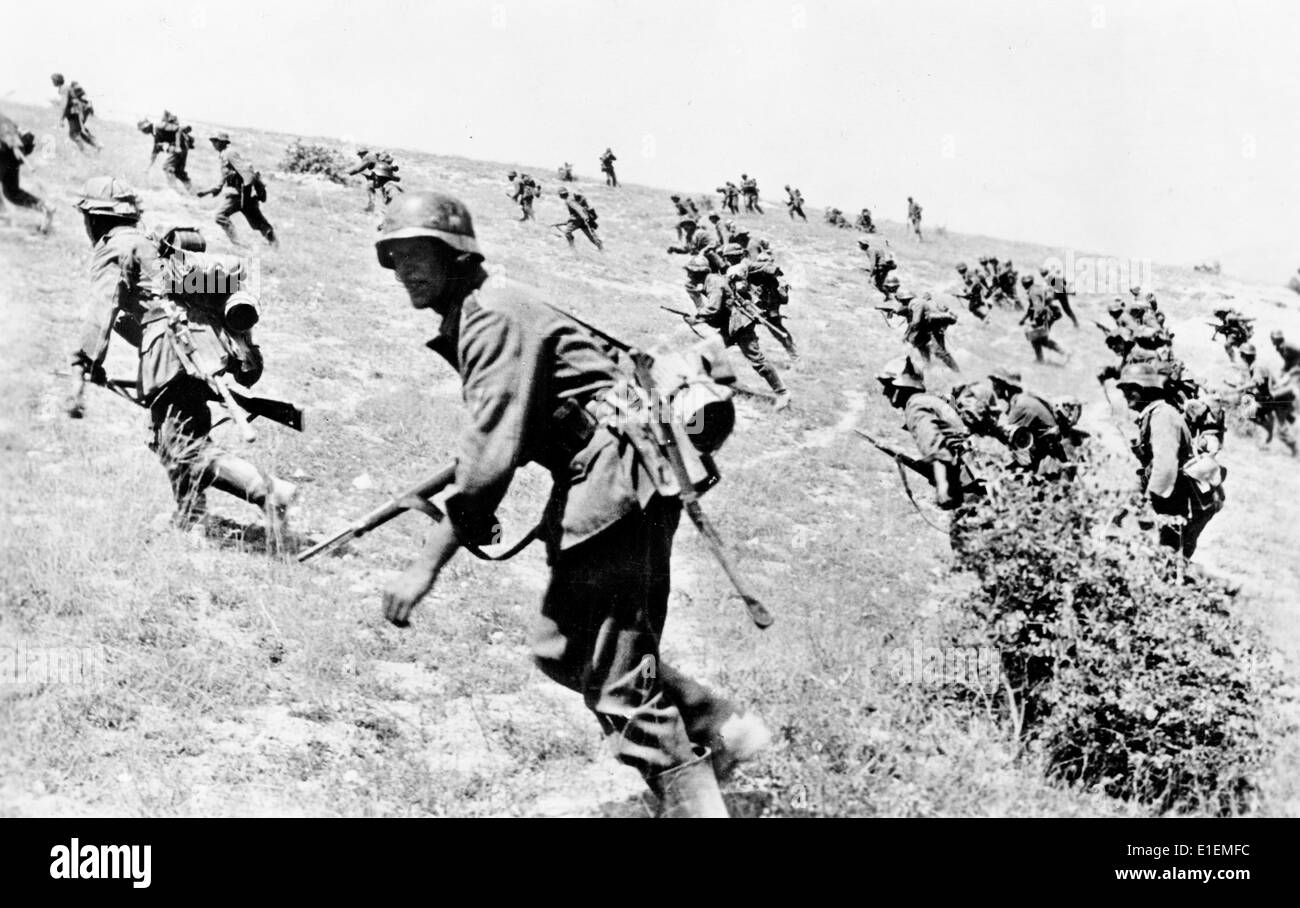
[1133,400,1193,501]
[431,281,656,551]
[1021,287,1059,331]
[904,394,969,465]
[689,273,754,338]
[74,225,164,368]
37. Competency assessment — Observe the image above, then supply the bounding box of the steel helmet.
[1116,361,1167,390]
[1020,273,1033,285]
[1107,300,1124,314]
[1239,342,1257,356]
[721,243,746,259]
[989,367,1023,391]
[895,289,916,302]
[75,176,143,219]
[882,274,900,290]
[955,262,968,273]
[857,237,871,249]
[1270,329,1284,342]
[876,356,925,391]
[375,190,481,268]
[684,255,711,274]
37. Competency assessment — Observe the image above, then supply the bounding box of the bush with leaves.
[952,451,1283,814]
[280,141,350,184]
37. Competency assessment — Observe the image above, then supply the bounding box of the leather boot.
[652,746,729,818]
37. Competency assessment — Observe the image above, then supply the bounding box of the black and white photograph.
[0,0,1296,866]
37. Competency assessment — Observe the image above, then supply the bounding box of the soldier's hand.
[382,562,438,628]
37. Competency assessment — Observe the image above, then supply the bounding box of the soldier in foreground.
[65,177,296,540]
[198,133,278,248]
[785,185,807,221]
[51,73,100,152]
[373,190,771,817]
[0,113,54,234]
[684,255,791,409]
[599,147,618,187]
[1117,362,1224,559]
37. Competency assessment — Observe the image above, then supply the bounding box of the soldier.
[995,259,1022,308]
[145,114,195,194]
[740,174,762,213]
[1271,329,1300,378]
[900,291,960,371]
[1019,274,1069,364]
[139,110,178,170]
[951,375,1006,440]
[744,250,798,359]
[374,191,771,816]
[1039,264,1078,328]
[1117,362,1224,558]
[1094,302,1136,387]
[1236,342,1297,454]
[783,185,807,221]
[0,114,54,234]
[349,149,403,213]
[906,196,922,240]
[1208,307,1253,362]
[557,161,575,182]
[990,369,1074,477]
[859,237,896,294]
[51,73,100,152]
[875,357,974,513]
[855,208,876,233]
[670,194,698,242]
[65,177,295,539]
[556,187,603,251]
[198,133,278,248]
[504,170,536,222]
[667,224,723,268]
[954,262,989,321]
[684,255,791,409]
[599,147,618,187]
[1180,382,1227,456]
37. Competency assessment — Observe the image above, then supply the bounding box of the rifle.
[297,465,457,562]
[164,310,257,443]
[853,428,984,497]
[730,294,794,347]
[660,305,704,339]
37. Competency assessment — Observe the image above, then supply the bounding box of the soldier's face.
[388,239,453,310]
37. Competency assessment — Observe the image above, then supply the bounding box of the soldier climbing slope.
[198,133,277,248]
[906,196,922,240]
[784,185,807,221]
[51,73,100,152]
[1117,361,1225,559]
[64,177,296,543]
[556,187,603,250]
[682,255,791,410]
[1019,273,1069,364]
[0,113,54,234]
[953,263,989,321]
[349,149,403,213]
[372,190,773,817]
[740,174,763,213]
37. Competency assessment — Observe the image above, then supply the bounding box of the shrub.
[952,452,1283,814]
[281,141,350,184]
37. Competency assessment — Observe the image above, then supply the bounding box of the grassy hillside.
[2,100,1298,816]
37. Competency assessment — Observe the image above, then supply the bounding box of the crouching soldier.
[1117,361,1224,559]
[373,190,771,817]
[65,177,296,542]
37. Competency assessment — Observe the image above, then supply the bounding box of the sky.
[5,0,1300,281]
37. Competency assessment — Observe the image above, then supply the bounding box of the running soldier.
[744,248,798,359]
[670,194,699,241]
[1235,342,1297,454]
[954,262,989,321]
[140,113,195,193]
[198,133,278,248]
[349,149,403,213]
[1117,361,1225,558]
[1019,274,1069,364]
[740,174,762,213]
[716,182,740,215]
[599,147,618,187]
[505,170,539,222]
[1270,329,1300,378]
[785,185,807,221]
[51,73,100,152]
[373,191,772,816]
[684,255,791,409]
[899,291,960,371]
[1040,264,1078,328]
[0,114,54,234]
[556,187,603,251]
[557,161,575,181]
[65,177,296,541]
[1208,307,1254,362]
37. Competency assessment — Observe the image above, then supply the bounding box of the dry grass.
[2,99,1298,816]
